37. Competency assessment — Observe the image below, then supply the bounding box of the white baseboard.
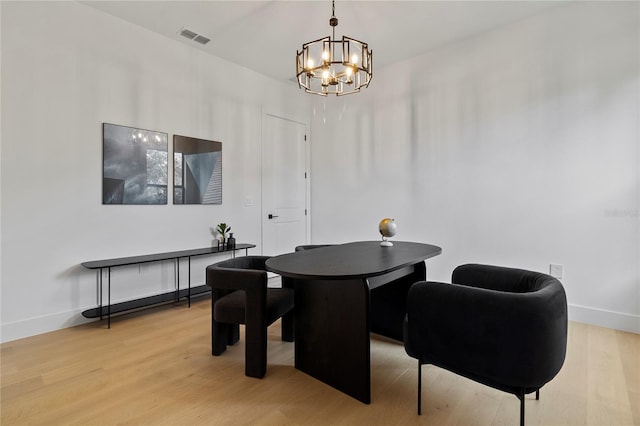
[569,304,640,334]
[1,308,96,343]
[1,288,211,343]
[3,301,637,344]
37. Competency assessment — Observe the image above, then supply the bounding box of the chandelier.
[296,1,373,96]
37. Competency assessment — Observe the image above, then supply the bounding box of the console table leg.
[107,267,111,329]
[97,269,103,321]
[188,256,192,307]
[176,259,180,302]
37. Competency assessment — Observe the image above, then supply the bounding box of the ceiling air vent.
[179,27,210,45]
[193,35,211,45]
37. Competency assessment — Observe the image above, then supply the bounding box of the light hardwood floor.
[2,297,638,425]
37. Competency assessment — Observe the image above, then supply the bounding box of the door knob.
[268,214,279,219]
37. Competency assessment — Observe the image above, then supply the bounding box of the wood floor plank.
[540,320,589,425]
[617,329,640,425]
[1,297,638,425]
[587,325,636,425]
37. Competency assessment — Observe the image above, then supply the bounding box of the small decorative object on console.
[216,222,231,248]
[378,218,397,247]
[227,233,236,250]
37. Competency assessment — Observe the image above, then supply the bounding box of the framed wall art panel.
[173,135,222,205]
[102,123,168,205]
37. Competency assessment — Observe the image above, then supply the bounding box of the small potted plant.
[216,223,231,248]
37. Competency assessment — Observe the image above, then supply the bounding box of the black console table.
[82,244,255,327]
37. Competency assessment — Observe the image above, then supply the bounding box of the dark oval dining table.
[266,241,442,404]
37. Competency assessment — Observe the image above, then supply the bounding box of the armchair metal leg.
[536,389,540,400]
[417,360,422,415]
[519,390,525,426]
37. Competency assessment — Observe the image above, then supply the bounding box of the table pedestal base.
[287,262,426,404]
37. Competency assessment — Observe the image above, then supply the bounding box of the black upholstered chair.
[404,264,567,426]
[206,256,294,378]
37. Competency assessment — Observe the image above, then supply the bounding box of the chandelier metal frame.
[296,1,373,96]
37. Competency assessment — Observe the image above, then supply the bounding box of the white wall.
[1,1,638,342]
[0,1,309,342]
[310,2,639,333]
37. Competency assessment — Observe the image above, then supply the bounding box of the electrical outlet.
[549,264,564,279]
[244,196,253,207]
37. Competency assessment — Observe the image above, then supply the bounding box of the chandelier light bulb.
[307,58,314,69]
[351,54,358,65]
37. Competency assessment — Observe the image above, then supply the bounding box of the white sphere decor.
[378,218,397,247]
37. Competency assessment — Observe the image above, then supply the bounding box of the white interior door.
[262,114,308,256]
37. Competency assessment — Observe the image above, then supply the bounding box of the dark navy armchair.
[404,264,568,426]
[206,256,294,378]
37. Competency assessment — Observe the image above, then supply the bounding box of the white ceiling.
[82,1,566,84]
